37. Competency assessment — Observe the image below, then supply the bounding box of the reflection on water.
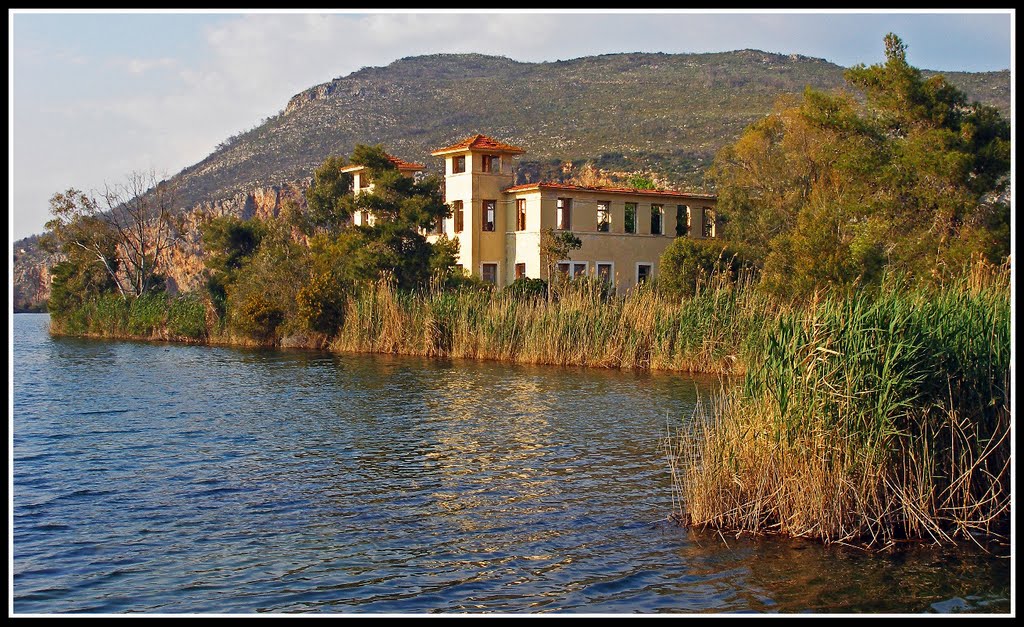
[12,314,1010,614]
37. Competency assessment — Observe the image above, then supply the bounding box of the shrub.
[233,292,285,341]
[504,277,547,301]
[168,294,209,339]
[296,271,347,335]
[658,238,757,300]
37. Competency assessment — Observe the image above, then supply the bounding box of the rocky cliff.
[13,182,308,311]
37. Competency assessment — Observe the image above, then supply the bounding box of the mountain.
[171,50,1010,207]
[12,51,1011,311]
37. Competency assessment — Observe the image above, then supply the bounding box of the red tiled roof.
[503,182,716,200]
[430,134,526,156]
[386,154,426,170]
[340,152,424,173]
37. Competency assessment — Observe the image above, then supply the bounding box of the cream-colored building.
[350,134,717,292]
[426,134,717,293]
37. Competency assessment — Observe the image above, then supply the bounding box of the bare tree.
[45,170,181,299]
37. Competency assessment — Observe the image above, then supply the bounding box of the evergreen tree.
[710,34,1009,299]
[331,145,454,290]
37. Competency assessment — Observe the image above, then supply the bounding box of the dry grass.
[669,263,1011,546]
[329,269,774,374]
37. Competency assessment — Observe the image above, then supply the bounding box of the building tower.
[430,134,526,282]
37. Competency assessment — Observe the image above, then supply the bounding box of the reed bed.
[669,263,1011,546]
[330,269,773,374]
[48,292,208,342]
[48,259,1010,545]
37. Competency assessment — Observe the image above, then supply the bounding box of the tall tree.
[710,34,1010,299]
[44,170,180,299]
[304,155,353,235]
[844,33,1010,274]
[331,145,454,290]
[200,215,267,318]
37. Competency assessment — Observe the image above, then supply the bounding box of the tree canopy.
[328,144,455,290]
[44,171,179,304]
[304,155,353,235]
[709,34,1010,299]
[195,145,460,341]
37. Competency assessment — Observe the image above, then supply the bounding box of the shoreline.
[42,323,750,377]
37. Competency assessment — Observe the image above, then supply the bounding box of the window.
[557,261,587,278]
[483,200,496,232]
[515,199,527,231]
[676,205,690,237]
[597,263,613,284]
[482,263,498,284]
[453,200,464,233]
[651,204,664,236]
[360,210,370,226]
[556,198,572,230]
[452,155,466,174]
[454,263,464,275]
[481,154,500,173]
[703,207,716,238]
[597,201,611,232]
[637,263,653,284]
[432,217,444,235]
[624,202,637,234]
[515,263,526,279]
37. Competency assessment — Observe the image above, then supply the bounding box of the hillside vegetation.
[172,50,1009,209]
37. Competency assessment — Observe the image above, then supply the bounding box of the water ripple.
[12,314,1011,614]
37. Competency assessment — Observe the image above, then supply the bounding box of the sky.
[8,9,1014,243]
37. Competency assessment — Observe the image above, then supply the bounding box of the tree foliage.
[540,228,582,283]
[224,219,307,340]
[44,171,179,319]
[625,174,657,190]
[709,34,1010,300]
[305,155,353,236]
[200,215,267,318]
[47,247,121,318]
[329,144,454,290]
[197,146,458,340]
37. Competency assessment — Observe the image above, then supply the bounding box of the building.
[358,134,718,292]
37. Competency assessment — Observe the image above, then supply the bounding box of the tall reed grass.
[48,292,208,342]
[48,259,1010,545]
[330,269,772,374]
[669,261,1011,546]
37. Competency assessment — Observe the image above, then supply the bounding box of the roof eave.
[503,183,716,200]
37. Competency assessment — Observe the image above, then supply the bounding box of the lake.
[12,313,1010,614]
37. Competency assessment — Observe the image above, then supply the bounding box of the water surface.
[12,314,1010,614]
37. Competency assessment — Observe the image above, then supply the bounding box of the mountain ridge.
[171,50,1009,214]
